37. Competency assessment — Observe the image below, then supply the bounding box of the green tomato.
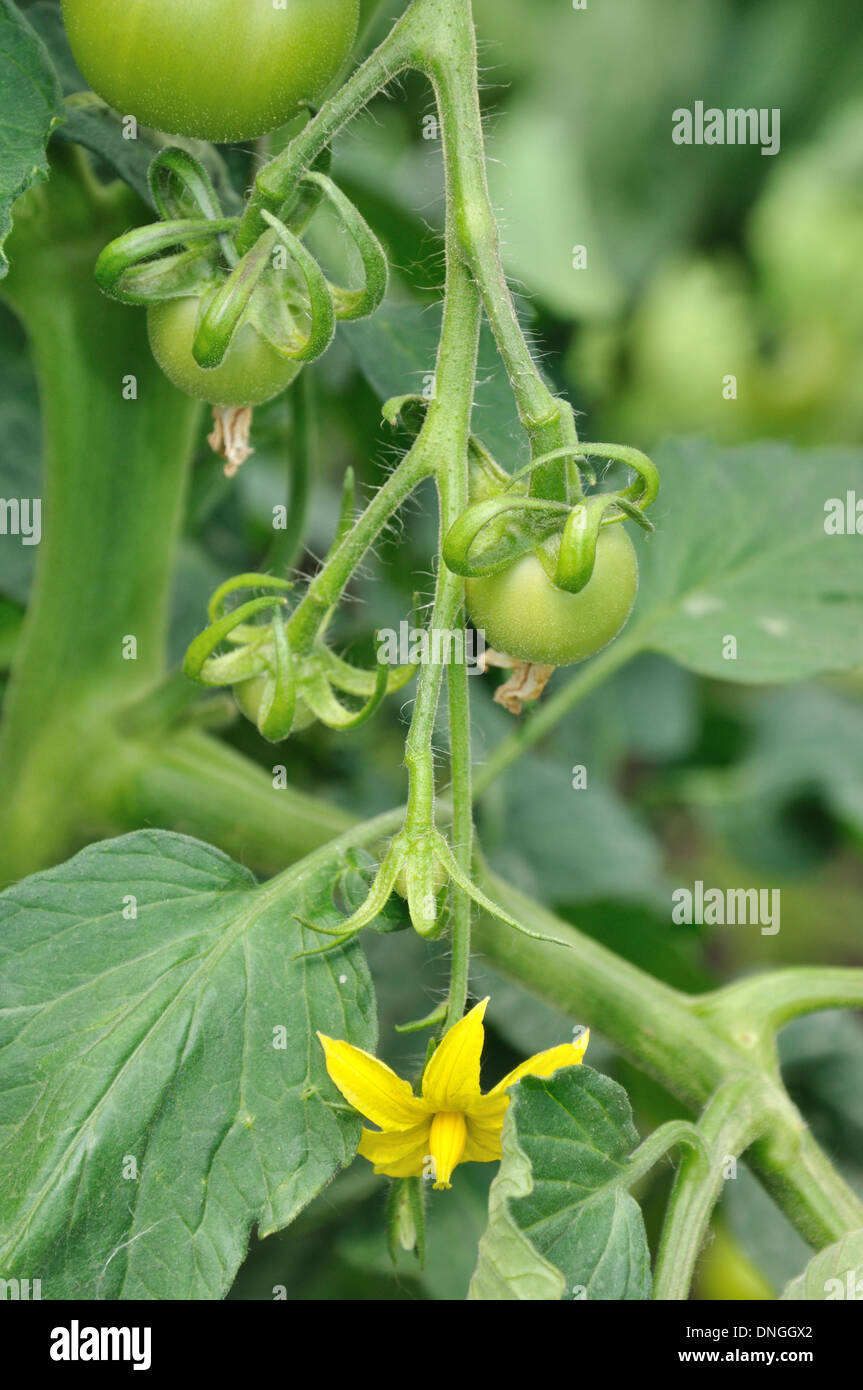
[147,296,300,406]
[61,0,359,143]
[465,526,638,667]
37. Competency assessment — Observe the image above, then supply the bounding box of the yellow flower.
[318,998,589,1190]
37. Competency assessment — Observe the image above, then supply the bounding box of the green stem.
[474,872,863,1252]
[286,445,432,653]
[693,968,863,1040]
[265,368,315,575]
[235,4,422,254]
[653,1079,772,1301]
[445,654,473,1027]
[0,151,200,881]
[416,1,577,500]
[475,868,733,1107]
[750,1122,863,1250]
[129,729,353,874]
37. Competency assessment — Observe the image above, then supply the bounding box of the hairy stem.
[653,1079,772,1300]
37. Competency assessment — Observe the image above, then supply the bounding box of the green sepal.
[207,573,294,623]
[255,612,297,743]
[148,147,224,225]
[192,230,277,367]
[94,217,235,304]
[387,1178,427,1266]
[301,171,389,321]
[442,495,568,579]
[553,494,619,594]
[183,597,287,684]
[259,211,337,361]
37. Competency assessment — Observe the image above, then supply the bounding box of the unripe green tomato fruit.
[147,296,301,407]
[61,0,360,143]
[233,676,316,734]
[465,526,639,667]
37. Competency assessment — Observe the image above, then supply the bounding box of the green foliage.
[0,0,63,274]
[0,832,376,1297]
[634,440,863,682]
[782,1231,863,1301]
[471,1069,651,1300]
[1,0,863,1307]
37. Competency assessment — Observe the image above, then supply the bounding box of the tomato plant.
[1,0,862,1329]
[465,527,638,667]
[61,0,360,142]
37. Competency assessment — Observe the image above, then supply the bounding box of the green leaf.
[781,1230,863,1301]
[468,1101,566,1301]
[632,439,863,681]
[470,1067,652,1300]
[484,755,662,907]
[0,0,64,276]
[0,830,376,1299]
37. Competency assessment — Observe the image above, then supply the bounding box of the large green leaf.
[0,0,63,275]
[632,439,863,681]
[0,830,376,1299]
[470,1067,651,1300]
[782,1230,863,1301]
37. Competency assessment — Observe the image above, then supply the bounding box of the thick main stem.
[0,153,200,881]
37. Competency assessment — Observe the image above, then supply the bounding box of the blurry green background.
[3,0,863,1299]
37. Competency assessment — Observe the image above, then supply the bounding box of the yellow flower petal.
[358,1122,432,1178]
[488,1030,590,1098]
[463,1108,507,1163]
[428,1111,468,1189]
[421,997,489,1111]
[318,1033,428,1131]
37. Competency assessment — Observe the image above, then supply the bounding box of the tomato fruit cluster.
[61,0,360,143]
[465,526,639,667]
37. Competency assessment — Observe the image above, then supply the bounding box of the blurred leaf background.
[3,0,863,1298]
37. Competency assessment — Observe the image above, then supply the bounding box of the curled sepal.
[394,1002,448,1035]
[149,147,224,225]
[553,494,620,594]
[292,846,403,955]
[469,437,512,504]
[252,211,337,362]
[432,838,574,951]
[183,596,288,685]
[316,644,416,698]
[254,613,297,743]
[94,219,235,304]
[301,655,389,731]
[442,496,568,579]
[586,442,660,512]
[301,171,388,321]
[207,573,293,624]
[381,393,427,428]
[192,230,278,368]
